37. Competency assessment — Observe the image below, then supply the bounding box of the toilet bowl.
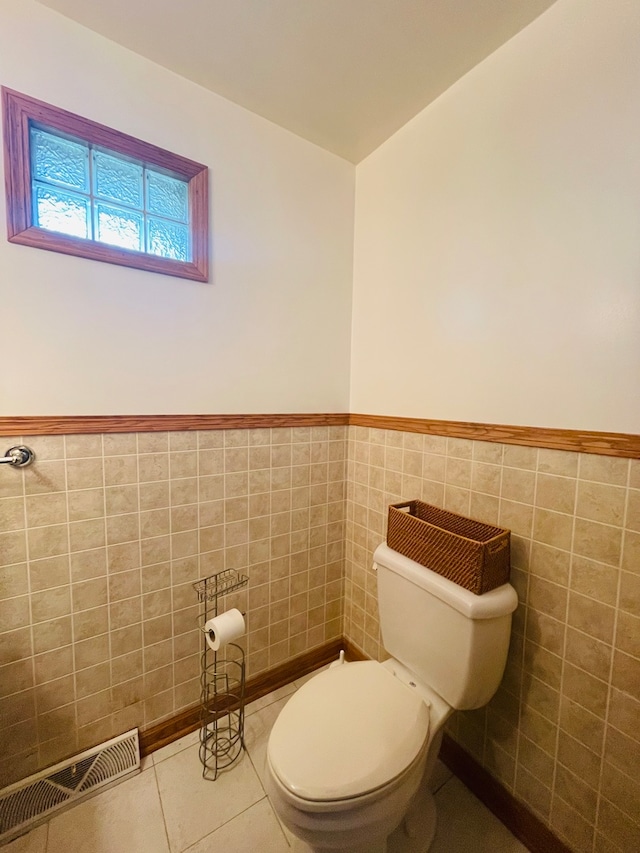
[266,543,518,852]
[265,659,452,853]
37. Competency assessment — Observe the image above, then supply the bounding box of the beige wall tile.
[140,508,170,539]
[66,458,104,491]
[579,455,629,486]
[529,542,570,585]
[105,484,139,516]
[523,641,562,690]
[73,606,108,642]
[28,524,68,560]
[502,467,536,504]
[0,497,25,531]
[65,435,102,458]
[499,501,534,538]
[104,455,138,486]
[611,650,640,702]
[525,610,565,657]
[559,695,604,755]
[619,570,639,616]
[570,555,619,606]
[601,761,640,824]
[0,531,27,567]
[565,626,612,683]
[70,548,107,582]
[75,661,110,699]
[562,662,609,719]
[137,433,168,453]
[25,493,67,528]
[535,474,576,514]
[519,704,557,756]
[597,797,640,852]
[573,518,622,566]
[607,688,640,745]
[576,481,626,527]
[537,449,579,478]
[103,434,137,456]
[68,488,105,522]
[75,634,109,670]
[0,564,29,599]
[567,592,615,644]
[615,610,640,659]
[0,595,30,633]
[621,529,640,574]
[503,445,538,470]
[31,586,71,624]
[24,460,66,495]
[32,617,71,655]
[550,796,595,853]
[69,518,105,552]
[106,513,139,545]
[557,731,602,790]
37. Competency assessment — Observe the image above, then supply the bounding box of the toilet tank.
[373,543,518,710]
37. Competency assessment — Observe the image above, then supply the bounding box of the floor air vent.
[0,729,140,844]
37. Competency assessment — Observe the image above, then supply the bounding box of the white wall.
[0,2,355,415]
[351,0,640,433]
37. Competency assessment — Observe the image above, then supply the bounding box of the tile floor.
[4,673,528,853]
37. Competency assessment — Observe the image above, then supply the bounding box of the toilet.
[265,542,518,853]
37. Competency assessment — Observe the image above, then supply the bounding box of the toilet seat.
[267,661,430,803]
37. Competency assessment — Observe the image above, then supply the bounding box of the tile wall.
[0,426,346,787]
[343,427,640,853]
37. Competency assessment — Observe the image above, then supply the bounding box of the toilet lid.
[267,661,430,802]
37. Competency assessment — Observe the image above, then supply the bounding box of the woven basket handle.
[391,501,414,512]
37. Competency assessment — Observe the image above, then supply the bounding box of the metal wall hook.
[1,446,36,467]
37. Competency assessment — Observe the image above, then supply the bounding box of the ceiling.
[37,0,558,163]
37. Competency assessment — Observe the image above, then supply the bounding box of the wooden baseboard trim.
[139,638,345,756]
[439,733,572,853]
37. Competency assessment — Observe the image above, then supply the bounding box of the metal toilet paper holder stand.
[193,568,249,780]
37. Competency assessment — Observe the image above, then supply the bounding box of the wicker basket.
[387,501,510,595]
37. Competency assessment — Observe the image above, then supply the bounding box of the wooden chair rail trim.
[0,412,637,458]
[349,413,640,459]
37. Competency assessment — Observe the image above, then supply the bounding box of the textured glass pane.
[31,128,89,191]
[33,182,90,238]
[95,203,143,251]
[147,217,189,261]
[93,151,143,208]
[146,171,188,222]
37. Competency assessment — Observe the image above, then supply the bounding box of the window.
[2,88,209,281]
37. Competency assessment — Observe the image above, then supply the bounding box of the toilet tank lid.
[373,543,518,619]
[267,661,430,802]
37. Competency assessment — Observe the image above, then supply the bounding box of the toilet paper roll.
[204,608,245,651]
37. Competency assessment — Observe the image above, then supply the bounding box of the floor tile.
[46,770,169,853]
[151,730,200,765]
[429,759,453,793]
[154,745,264,853]
[430,777,528,853]
[2,824,47,853]
[245,684,296,718]
[183,797,290,852]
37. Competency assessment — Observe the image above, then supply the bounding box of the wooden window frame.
[2,87,209,281]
